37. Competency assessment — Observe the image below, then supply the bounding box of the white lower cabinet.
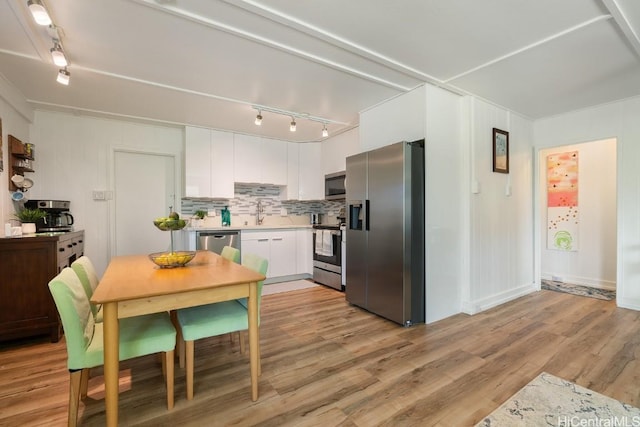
[241,229,297,279]
[296,229,313,275]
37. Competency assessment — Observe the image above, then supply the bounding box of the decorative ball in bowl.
[149,251,196,268]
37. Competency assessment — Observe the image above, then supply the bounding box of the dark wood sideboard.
[0,230,84,342]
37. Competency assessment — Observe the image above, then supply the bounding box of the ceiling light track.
[25,0,72,86]
[252,105,334,137]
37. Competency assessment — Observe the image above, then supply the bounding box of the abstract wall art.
[547,151,579,251]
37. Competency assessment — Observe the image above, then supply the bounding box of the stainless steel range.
[312,224,345,291]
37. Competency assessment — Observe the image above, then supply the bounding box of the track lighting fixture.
[251,105,344,137]
[56,67,70,85]
[27,0,51,26]
[50,40,67,67]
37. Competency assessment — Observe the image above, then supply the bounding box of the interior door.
[113,150,176,256]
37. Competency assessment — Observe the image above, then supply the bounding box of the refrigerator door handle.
[365,199,370,231]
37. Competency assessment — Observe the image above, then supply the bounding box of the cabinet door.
[185,127,211,197]
[295,229,313,275]
[298,142,323,200]
[241,236,271,277]
[269,231,297,277]
[210,130,235,198]
[283,143,299,200]
[260,138,288,185]
[234,134,262,183]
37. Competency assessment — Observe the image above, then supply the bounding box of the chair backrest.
[71,256,100,316]
[220,246,241,263]
[240,253,269,311]
[48,268,95,369]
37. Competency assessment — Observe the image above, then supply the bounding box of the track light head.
[322,124,329,138]
[50,41,67,67]
[56,68,70,85]
[290,118,296,132]
[27,0,52,26]
[255,112,262,126]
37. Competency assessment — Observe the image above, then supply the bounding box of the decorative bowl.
[153,218,187,231]
[149,251,196,268]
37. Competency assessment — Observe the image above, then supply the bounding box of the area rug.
[262,280,319,296]
[476,372,640,426]
[541,279,615,301]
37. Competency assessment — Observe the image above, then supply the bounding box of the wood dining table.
[91,250,266,427]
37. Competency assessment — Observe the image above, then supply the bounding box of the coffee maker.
[24,200,74,232]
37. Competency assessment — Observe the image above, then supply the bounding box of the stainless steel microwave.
[325,171,346,200]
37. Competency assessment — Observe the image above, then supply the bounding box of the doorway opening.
[537,138,617,297]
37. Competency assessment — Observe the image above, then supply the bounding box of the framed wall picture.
[492,127,509,174]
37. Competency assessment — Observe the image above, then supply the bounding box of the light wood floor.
[1,286,638,426]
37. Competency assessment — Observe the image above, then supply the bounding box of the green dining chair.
[71,256,103,322]
[49,268,177,426]
[176,253,268,400]
[220,245,241,263]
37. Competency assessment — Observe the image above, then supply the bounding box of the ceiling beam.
[130,0,412,92]
[600,0,640,59]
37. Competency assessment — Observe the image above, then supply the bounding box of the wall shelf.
[8,135,35,192]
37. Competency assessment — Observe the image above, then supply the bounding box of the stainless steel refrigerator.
[345,140,425,326]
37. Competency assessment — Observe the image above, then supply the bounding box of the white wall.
[360,86,426,151]
[29,111,184,276]
[534,96,640,310]
[538,139,617,289]
[462,97,535,314]
[424,84,464,322]
[0,80,32,229]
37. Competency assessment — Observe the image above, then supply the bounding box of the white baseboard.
[617,298,640,311]
[462,283,538,315]
[264,273,311,285]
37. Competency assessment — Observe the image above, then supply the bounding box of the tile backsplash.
[181,184,345,224]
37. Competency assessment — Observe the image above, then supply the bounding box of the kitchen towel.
[315,230,324,255]
[322,230,333,256]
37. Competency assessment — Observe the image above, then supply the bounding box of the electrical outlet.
[552,275,563,282]
[92,190,105,200]
[207,209,216,217]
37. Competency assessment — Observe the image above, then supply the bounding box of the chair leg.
[239,331,245,354]
[172,311,185,369]
[79,368,90,398]
[186,340,195,400]
[165,350,174,410]
[69,370,83,427]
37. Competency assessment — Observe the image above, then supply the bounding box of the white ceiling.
[1,0,640,142]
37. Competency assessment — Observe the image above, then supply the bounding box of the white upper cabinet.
[210,130,235,198]
[185,126,234,199]
[185,126,211,198]
[234,135,287,185]
[283,143,299,200]
[261,139,287,185]
[298,142,323,200]
[234,134,262,184]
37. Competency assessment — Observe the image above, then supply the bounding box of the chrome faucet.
[256,200,265,225]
